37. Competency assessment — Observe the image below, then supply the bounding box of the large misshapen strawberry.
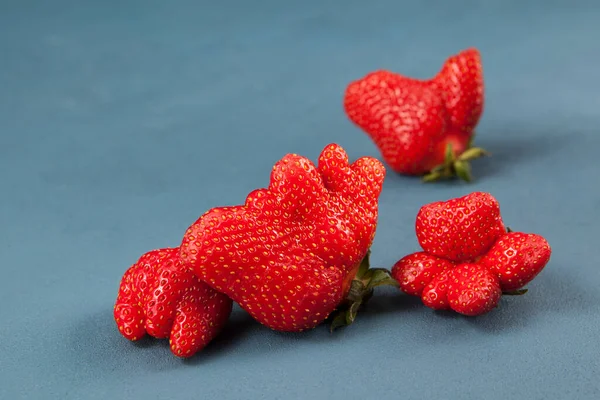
[114,247,233,358]
[344,48,488,182]
[180,143,395,332]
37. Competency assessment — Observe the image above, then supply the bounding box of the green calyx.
[503,289,528,296]
[422,139,490,183]
[328,250,399,332]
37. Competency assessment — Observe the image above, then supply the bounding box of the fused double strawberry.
[113,143,390,359]
[179,143,393,332]
[344,48,488,182]
[392,192,552,316]
[114,247,233,358]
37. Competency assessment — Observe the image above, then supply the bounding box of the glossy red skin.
[416,192,506,262]
[392,251,455,297]
[430,47,484,138]
[421,270,453,310]
[447,263,501,316]
[344,71,448,175]
[180,143,386,332]
[114,248,233,358]
[478,232,552,291]
[344,48,484,175]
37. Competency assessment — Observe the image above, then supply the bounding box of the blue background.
[1,0,599,399]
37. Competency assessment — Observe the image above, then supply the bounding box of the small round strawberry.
[114,247,233,358]
[478,232,552,291]
[446,263,502,316]
[416,191,506,262]
[344,70,448,175]
[421,270,453,311]
[391,251,454,297]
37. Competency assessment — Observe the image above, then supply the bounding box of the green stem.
[328,250,399,332]
[422,142,490,183]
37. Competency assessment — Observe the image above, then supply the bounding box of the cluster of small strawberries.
[113,47,553,359]
[391,192,552,316]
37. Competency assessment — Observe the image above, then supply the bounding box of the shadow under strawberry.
[183,307,262,365]
[472,133,568,179]
[64,308,178,377]
[351,289,425,316]
[421,264,595,336]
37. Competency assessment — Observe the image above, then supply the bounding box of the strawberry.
[180,143,395,332]
[430,47,484,137]
[416,191,506,262]
[114,247,233,358]
[478,232,552,291]
[343,48,488,182]
[446,263,502,316]
[391,251,454,297]
[421,269,453,311]
[344,70,448,175]
[422,48,486,181]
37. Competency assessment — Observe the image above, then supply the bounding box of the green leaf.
[347,300,362,324]
[458,147,490,162]
[503,288,528,296]
[422,170,443,183]
[331,264,399,331]
[430,164,447,173]
[454,160,472,182]
[444,143,455,164]
[357,249,371,279]
[329,311,349,332]
[347,279,366,302]
[329,299,363,332]
[366,268,400,290]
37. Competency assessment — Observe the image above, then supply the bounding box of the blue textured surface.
[1,1,599,399]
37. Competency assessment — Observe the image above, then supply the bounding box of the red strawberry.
[180,143,393,332]
[416,191,506,262]
[478,232,552,291]
[421,269,452,310]
[446,263,502,316]
[344,48,488,182]
[422,48,486,182]
[344,70,448,175]
[391,251,454,296]
[114,247,233,358]
[430,48,484,137]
